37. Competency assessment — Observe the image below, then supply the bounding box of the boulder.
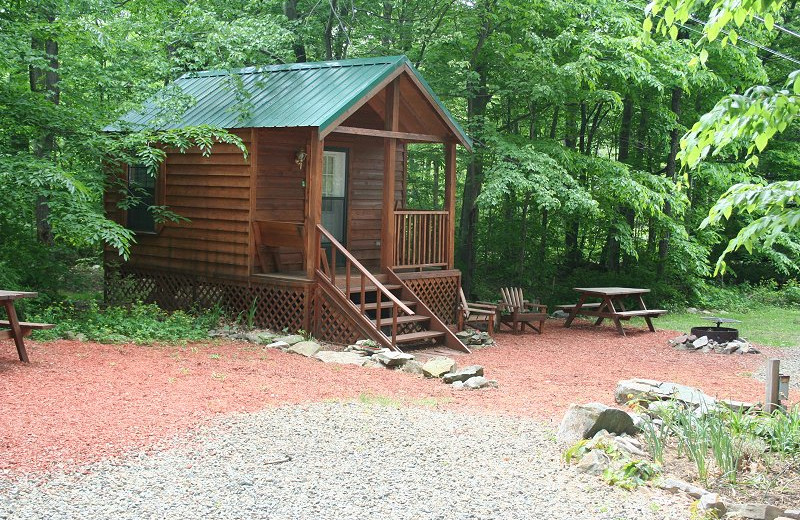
[615,379,661,405]
[576,450,610,475]
[552,310,570,319]
[273,334,305,346]
[422,357,456,378]
[782,511,800,520]
[451,381,466,390]
[399,360,424,376]
[658,477,708,499]
[693,335,709,349]
[668,334,689,345]
[464,376,489,389]
[556,403,637,444]
[313,351,369,366]
[588,430,648,458]
[616,378,717,410]
[442,365,484,384]
[698,493,727,516]
[287,340,321,357]
[721,344,740,354]
[727,503,785,520]
[265,341,290,349]
[372,351,415,367]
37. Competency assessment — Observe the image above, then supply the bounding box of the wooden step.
[361,300,416,311]
[394,330,445,344]
[346,284,402,293]
[370,315,430,326]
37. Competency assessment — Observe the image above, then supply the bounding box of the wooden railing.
[393,210,449,269]
[316,224,413,346]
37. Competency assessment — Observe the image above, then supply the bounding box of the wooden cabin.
[105,56,472,352]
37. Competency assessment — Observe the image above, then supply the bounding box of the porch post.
[444,142,457,270]
[305,129,324,279]
[381,79,400,272]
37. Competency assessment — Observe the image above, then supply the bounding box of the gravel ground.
[0,402,691,520]
[751,346,800,391]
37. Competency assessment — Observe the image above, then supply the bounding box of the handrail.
[315,225,413,346]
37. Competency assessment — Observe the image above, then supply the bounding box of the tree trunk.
[633,103,649,171]
[563,102,580,267]
[518,195,529,279]
[549,106,559,139]
[657,87,682,276]
[538,208,548,266]
[457,62,491,295]
[284,0,307,62]
[606,95,634,271]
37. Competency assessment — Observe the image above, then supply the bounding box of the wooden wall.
[106,126,408,279]
[106,129,252,280]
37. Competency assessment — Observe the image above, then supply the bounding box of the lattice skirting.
[108,267,308,333]
[310,287,367,345]
[399,271,461,325]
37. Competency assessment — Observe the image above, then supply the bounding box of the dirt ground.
[0,319,792,474]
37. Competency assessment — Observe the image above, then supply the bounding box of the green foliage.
[603,459,661,490]
[564,439,592,464]
[31,300,223,344]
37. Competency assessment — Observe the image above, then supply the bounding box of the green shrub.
[31,300,224,344]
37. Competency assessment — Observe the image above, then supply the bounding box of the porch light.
[295,149,307,168]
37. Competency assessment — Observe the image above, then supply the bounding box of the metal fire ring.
[700,316,742,329]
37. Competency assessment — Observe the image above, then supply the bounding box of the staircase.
[315,225,468,353]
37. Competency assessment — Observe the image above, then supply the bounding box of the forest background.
[2,0,800,311]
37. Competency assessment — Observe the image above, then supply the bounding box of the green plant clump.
[31,300,224,344]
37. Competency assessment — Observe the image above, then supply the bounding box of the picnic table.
[559,287,667,336]
[1,290,53,363]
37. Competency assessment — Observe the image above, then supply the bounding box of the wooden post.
[765,358,781,413]
[444,142,457,270]
[248,128,258,275]
[305,129,324,280]
[381,79,400,272]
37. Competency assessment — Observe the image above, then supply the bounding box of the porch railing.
[393,210,449,269]
[316,224,414,346]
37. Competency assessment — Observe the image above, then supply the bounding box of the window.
[127,165,157,233]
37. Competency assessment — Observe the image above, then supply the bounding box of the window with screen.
[127,165,157,233]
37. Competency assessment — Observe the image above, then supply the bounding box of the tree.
[646,0,800,273]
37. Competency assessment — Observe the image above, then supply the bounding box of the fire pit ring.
[691,317,741,344]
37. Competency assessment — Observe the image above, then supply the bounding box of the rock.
[287,340,321,357]
[243,332,264,344]
[693,335,709,348]
[658,477,708,499]
[313,351,369,366]
[422,357,456,378]
[455,330,472,339]
[265,341,289,349]
[552,310,570,319]
[721,344,740,354]
[718,399,758,413]
[727,503,785,520]
[451,381,465,390]
[698,493,727,516]
[687,334,697,341]
[442,365,484,384]
[464,376,488,389]
[486,379,499,388]
[556,403,637,445]
[615,380,659,405]
[782,511,800,520]
[575,450,611,475]
[399,360,424,376]
[587,430,647,458]
[273,334,305,346]
[687,307,698,313]
[372,351,415,367]
[669,334,689,345]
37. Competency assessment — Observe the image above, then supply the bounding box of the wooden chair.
[457,288,497,335]
[499,287,548,334]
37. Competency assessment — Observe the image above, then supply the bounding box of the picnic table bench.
[561,287,666,336]
[1,290,53,363]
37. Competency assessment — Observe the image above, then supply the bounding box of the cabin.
[105,55,472,352]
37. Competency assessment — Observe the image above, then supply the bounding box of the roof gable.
[109,56,471,149]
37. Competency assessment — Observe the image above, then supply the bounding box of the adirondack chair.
[458,288,497,335]
[499,287,548,334]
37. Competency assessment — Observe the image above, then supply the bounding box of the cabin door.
[321,149,348,261]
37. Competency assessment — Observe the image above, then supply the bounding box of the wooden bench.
[615,309,668,318]
[0,320,54,339]
[555,303,602,312]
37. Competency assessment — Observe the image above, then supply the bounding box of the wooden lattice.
[311,288,364,345]
[400,272,460,325]
[107,267,307,332]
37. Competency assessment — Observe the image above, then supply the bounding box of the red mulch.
[0,321,790,474]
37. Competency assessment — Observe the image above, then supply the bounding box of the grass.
[655,306,800,348]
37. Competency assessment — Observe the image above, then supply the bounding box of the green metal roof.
[108,55,471,148]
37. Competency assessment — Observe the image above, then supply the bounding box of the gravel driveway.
[0,402,690,520]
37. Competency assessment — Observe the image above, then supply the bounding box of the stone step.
[393,330,445,344]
